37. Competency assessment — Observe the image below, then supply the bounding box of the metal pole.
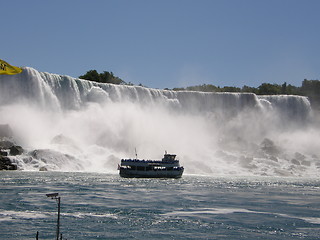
[46,193,61,240]
[56,197,60,240]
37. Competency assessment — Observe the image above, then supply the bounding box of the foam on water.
[163,208,320,225]
[0,210,49,221]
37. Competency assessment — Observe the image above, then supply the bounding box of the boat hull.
[119,168,184,178]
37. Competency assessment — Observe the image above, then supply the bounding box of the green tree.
[281,82,287,94]
[79,70,126,85]
[79,70,100,82]
[258,83,281,95]
[241,85,258,94]
[185,84,219,92]
[301,79,320,97]
[286,84,300,95]
[221,86,241,92]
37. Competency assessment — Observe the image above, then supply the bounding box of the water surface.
[1,172,320,239]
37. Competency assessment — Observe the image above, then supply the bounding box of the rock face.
[30,149,83,171]
[0,156,17,170]
[0,124,23,170]
[260,138,281,156]
[10,146,24,156]
[0,140,15,149]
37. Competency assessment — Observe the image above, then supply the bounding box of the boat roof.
[121,158,181,167]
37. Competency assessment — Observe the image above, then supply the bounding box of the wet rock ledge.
[0,124,23,170]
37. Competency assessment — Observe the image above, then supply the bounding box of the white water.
[0,67,319,176]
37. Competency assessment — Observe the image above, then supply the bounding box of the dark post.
[46,193,61,240]
[36,231,39,240]
[56,197,61,240]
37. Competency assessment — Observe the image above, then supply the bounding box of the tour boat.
[118,152,184,178]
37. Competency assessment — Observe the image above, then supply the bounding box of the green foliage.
[285,84,300,95]
[221,86,241,92]
[241,85,258,94]
[172,87,186,91]
[172,81,316,97]
[79,70,126,85]
[173,84,240,93]
[186,84,220,92]
[258,83,281,95]
[300,79,320,111]
[79,70,100,82]
[301,79,320,97]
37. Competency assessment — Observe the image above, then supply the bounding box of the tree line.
[172,82,303,95]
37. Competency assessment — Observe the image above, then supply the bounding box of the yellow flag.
[0,59,23,75]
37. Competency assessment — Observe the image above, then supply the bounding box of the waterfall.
[0,67,318,177]
[258,95,312,123]
[0,67,311,120]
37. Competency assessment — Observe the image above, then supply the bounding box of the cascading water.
[0,67,318,176]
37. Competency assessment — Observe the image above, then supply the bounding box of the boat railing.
[121,159,179,164]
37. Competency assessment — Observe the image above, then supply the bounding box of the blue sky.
[3,0,320,89]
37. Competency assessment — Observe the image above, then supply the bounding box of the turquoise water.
[1,172,320,239]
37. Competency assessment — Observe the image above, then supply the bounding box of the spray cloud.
[0,67,318,177]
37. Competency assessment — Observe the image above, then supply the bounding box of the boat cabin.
[162,154,177,162]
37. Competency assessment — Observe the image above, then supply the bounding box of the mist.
[0,67,319,177]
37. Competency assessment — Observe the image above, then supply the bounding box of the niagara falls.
[1,66,320,239]
[0,67,318,177]
[2,0,320,239]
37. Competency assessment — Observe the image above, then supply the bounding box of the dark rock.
[23,157,33,164]
[7,164,17,170]
[39,166,48,171]
[0,150,8,156]
[0,140,15,149]
[0,156,17,170]
[261,138,281,156]
[301,160,311,166]
[9,146,24,156]
[291,159,300,165]
[269,156,278,162]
